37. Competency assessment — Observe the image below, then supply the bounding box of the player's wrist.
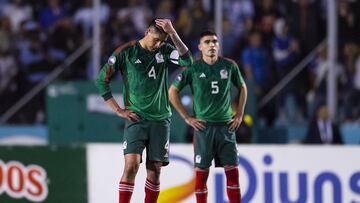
[235,112,244,119]
[168,31,177,36]
[115,108,124,114]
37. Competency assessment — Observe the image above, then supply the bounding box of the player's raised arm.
[155,18,188,55]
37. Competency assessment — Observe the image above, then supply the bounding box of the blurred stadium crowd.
[0,0,359,128]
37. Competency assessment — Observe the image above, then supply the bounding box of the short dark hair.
[199,30,217,39]
[148,18,167,35]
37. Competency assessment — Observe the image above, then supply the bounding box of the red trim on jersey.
[115,41,136,108]
[193,129,196,163]
[114,40,137,54]
[121,74,130,108]
[105,65,113,84]
[222,56,239,66]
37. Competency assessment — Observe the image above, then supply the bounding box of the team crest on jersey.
[108,56,116,65]
[220,69,228,79]
[155,52,164,63]
[195,155,202,163]
[123,140,127,149]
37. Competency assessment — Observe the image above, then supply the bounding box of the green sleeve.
[178,50,193,67]
[231,62,245,88]
[95,51,123,100]
[171,68,192,91]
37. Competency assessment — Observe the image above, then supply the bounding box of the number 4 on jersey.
[148,66,156,79]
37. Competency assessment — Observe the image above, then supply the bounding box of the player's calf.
[195,168,209,203]
[225,166,241,203]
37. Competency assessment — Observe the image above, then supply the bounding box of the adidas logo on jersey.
[199,73,206,78]
[135,59,142,64]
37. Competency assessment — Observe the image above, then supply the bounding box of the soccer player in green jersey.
[169,30,247,203]
[96,18,192,203]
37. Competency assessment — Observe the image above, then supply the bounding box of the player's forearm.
[236,84,248,117]
[95,64,116,100]
[169,32,188,56]
[169,87,191,120]
[95,79,111,101]
[106,97,123,115]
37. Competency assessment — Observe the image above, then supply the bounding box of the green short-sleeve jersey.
[172,57,245,122]
[96,41,193,121]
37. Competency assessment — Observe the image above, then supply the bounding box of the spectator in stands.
[233,17,255,59]
[0,17,14,54]
[289,0,321,55]
[176,0,210,54]
[241,31,274,126]
[117,0,152,40]
[2,0,33,33]
[307,46,345,118]
[242,32,269,94]
[48,16,85,79]
[222,17,238,58]
[338,0,358,45]
[38,0,67,32]
[0,21,18,117]
[272,18,300,122]
[254,0,280,49]
[155,0,175,21]
[18,21,53,123]
[272,18,299,76]
[342,41,360,121]
[303,102,343,144]
[223,0,254,37]
[73,0,109,38]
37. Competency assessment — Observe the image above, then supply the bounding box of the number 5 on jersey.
[211,81,219,94]
[148,66,156,79]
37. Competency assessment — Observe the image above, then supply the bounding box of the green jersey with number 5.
[96,41,193,121]
[172,58,245,122]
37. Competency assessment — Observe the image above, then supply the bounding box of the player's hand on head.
[155,18,176,35]
[185,117,206,131]
[116,109,140,122]
[227,115,243,132]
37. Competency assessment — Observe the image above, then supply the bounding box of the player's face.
[145,28,168,51]
[198,35,219,57]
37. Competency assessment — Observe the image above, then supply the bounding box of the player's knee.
[146,162,162,180]
[146,161,162,171]
[124,163,140,177]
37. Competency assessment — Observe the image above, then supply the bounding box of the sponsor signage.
[87,144,360,203]
[0,146,87,203]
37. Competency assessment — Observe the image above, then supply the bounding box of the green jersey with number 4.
[96,41,193,121]
[172,58,245,122]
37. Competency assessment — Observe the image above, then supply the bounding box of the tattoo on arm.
[169,32,188,55]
